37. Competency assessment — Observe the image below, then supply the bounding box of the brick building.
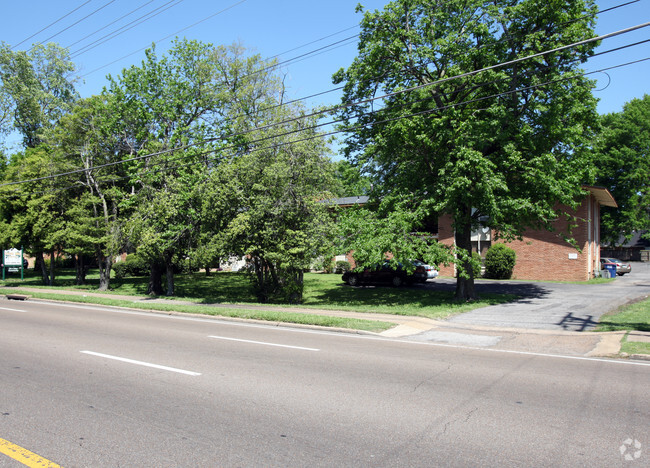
[333,186,617,282]
[437,186,617,281]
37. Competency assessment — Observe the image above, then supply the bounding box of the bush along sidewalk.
[484,244,517,279]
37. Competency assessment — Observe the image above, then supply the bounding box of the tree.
[0,43,78,148]
[593,95,650,244]
[208,124,336,303]
[333,159,372,196]
[106,39,231,295]
[334,0,600,299]
[51,95,132,291]
[0,147,69,285]
[336,201,451,275]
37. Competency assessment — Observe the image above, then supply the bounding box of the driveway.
[430,261,650,331]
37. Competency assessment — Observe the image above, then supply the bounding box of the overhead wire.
[30,0,119,52]
[77,0,247,77]
[266,25,359,60]
[77,3,356,80]
[70,0,187,58]
[131,0,645,150]
[78,0,641,130]
[12,54,650,200]
[11,0,93,50]
[65,0,158,50]
[2,21,648,191]
[77,0,638,80]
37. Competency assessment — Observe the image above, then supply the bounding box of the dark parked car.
[600,257,631,276]
[342,261,427,287]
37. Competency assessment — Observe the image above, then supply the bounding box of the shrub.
[335,260,350,274]
[484,243,516,279]
[113,255,149,279]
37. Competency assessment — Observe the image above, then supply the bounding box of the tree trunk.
[75,254,87,285]
[165,262,175,296]
[37,252,50,285]
[454,219,478,301]
[48,248,55,286]
[148,262,164,295]
[290,269,304,304]
[97,253,112,291]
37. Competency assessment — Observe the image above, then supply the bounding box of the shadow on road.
[428,278,552,301]
[557,312,597,331]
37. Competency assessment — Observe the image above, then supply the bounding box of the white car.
[414,260,439,280]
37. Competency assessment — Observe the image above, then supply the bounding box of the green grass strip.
[4,289,394,333]
[596,296,650,332]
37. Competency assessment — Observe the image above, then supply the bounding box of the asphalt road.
[1,300,648,467]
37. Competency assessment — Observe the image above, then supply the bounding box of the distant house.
[331,196,370,208]
[601,230,650,262]
[332,186,617,282]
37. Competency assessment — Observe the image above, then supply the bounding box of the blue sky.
[2,0,648,150]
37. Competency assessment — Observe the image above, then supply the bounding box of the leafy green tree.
[0,147,69,285]
[333,159,372,196]
[334,0,599,299]
[106,39,234,295]
[207,102,337,303]
[0,43,78,148]
[336,201,451,272]
[51,95,133,290]
[593,95,650,244]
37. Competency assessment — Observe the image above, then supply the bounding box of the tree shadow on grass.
[597,320,650,332]
[304,280,519,316]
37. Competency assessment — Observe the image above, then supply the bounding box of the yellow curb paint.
[0,438,62,467]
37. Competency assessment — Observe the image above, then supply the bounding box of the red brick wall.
[499,199,590,282]
[437,197,600,281]
[437,213,456,277]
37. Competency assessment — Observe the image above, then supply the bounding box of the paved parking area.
[438,262,650,331]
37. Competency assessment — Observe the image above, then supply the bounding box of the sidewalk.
[3,285,647,360]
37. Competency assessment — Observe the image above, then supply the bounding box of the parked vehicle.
[342,261,427,287]
[413,260,438,279]
[600,257,631,276]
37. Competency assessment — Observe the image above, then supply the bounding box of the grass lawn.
[0,268,517,322]
[2,289,394,332]
[596,296,650,332]
[620,337,650,356]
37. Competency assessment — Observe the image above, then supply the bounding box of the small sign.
[568,253,578,260]
[4,248,22,266]
[2,247,24,281]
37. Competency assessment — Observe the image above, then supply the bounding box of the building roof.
[584,186,617,208]
[328,196,370,207]
[605,230,650,249]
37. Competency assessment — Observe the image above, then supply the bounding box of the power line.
[11,0,93,50]
[65,0,158,50]
[141,0,649,149]
[13,54,649,200]
[30,0,119,52]
[70,0,187,58]
[78,0,640,109]
[78,0,247,77]
[3,21,648,190]
[266,25,359,60]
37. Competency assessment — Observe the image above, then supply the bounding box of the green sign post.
[3,247,24,281]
